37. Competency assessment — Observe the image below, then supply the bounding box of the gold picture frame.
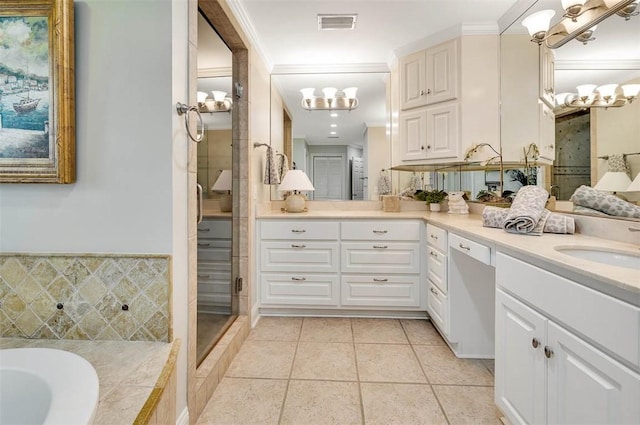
[0,0,75,183]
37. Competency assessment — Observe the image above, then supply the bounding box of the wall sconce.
[211,169,232,212]
[300,87,359,111]
[278,170,315,212]
[197,91,233,113]
[522,0,638,49]
[556,83,640,108]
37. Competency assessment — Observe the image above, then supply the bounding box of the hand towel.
[263,146,280,185]
[378,170,391,195]
[277,153,290,182]
[570,185,640,219]
[503,185,550,235]
[482,206,575,234]
[409,172,422,191]
[607,154,632,178]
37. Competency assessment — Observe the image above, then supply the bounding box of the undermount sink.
[554,246,640,270]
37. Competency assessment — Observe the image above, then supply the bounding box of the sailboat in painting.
[13,92,40,113]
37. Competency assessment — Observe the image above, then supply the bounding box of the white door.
[495,290,547,425]
[312,155,344,200]
[351,157,364,200]
[546,321,640,425]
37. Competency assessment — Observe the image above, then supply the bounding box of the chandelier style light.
[197,90,233,113]
[556,83,640,108]
[521,0,638,48]
[300,87,359,111]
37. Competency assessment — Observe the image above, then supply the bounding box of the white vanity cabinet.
[495,253,640,425]
[257,218,426,313]
[197,217,232,313]
[426,224,448,333]
[399,39,458,110]
[395,35,499,167]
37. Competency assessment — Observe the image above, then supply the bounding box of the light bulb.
[521,9,555,40]
[300,88,315,100]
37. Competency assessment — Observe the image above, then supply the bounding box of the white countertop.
[257,209,640,305]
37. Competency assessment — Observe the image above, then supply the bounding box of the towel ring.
[176,102,204,143]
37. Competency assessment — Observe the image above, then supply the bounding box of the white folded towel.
[503,185,550,235]
[483,206,575,234]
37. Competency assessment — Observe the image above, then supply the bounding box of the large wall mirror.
[501,0,640,221]
[269,71,392,201]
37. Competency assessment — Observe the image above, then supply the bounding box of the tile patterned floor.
[196,317,501,425]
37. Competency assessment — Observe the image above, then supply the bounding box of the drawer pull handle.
[291,244,306,248]
[198,228,210,232]
[197,274,211,278]
[373,278,388,282]
[291,229,306,233]
[198,243,211,247]
[430,234,438,240]
[373,245,388,249]
[373,230,388,234]
[291,277,306,281]
[430,288,438,295]
[544,346,553,359]
[458,243,471,251]
[532,338,540,349]
[430,251,438,257]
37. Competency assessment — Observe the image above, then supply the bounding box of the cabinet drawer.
[448,233,491,265]
[426,224,447,252]
[198,219,232,239]
[427,247,447,293]
[260,241,339,273]
[341,220,421,241]
[197,240,232,262]
[260,273,339,306]
[260,220,339,240]
[497,253,640,368]
[341,275,420,308]
[341,242,420,274]
[427,281,448,336]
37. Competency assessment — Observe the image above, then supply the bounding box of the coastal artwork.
[0,15,51,160]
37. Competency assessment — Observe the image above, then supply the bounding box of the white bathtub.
[0,348,99,425]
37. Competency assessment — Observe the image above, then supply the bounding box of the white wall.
[0,0,174,255]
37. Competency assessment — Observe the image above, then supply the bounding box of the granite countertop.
[0,338,175,425]
[257,208,640,305]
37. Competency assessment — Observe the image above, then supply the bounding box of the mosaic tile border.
[0,254,171,342]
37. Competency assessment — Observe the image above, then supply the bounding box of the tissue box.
[381,195,400,212]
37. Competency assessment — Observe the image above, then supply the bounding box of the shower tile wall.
[554,111,591,200]
[0,254,170,342]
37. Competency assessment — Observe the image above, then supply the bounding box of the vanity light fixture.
[521,0,637,49]
[300,87,359,111]
[278,170,315,213]
[197,90,233,113]
[556,83,640,109]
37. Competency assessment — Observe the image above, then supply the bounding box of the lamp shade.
[278,170,315,192]
[596,84,618,98]
[576,84,597,98]
[300,88,315,100]
[212,170,232,192]
[322,87,338,100]
[522,9,555,36]
[197,91,208,103]
[621,84,640,98]
[593,171,633,192]
[627,173,640,192]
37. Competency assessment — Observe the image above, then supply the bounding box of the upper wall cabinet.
[400,39,458,110]
[395,35,500,166]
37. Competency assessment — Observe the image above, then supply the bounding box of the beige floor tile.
[300,317,353,342]
[361,382,448,425]
[482,359,495,376]
[400,319,447,345]
[246,316,302,341]
[433,385,502,425]
[225,340,297,379]
[352,318,408,343]
[291,342,357,381]
[413,345,494,385]
[356,343,426,383]
[196,377,287,425]
[280,380,362,425]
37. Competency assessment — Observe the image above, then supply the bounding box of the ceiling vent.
[318,14,357,31]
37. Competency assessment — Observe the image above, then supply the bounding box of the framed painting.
[0,0,74,183]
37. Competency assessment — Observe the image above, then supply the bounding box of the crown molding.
[555,59,640,70]
[225,0,273,71]
[461,22,500,35]
[271,63,390,75]
[198,67,233,78]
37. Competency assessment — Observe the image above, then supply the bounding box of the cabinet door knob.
[427,89,432,94]
[421,145,425,150]
[420,90,425,96]
[544,346,554,359]
[532,338,540,349]
[426,145,431,150]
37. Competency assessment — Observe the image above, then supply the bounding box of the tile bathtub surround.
[0,254,171,342]
[197,317,502,425]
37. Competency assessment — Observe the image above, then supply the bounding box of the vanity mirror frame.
[268,66,395,202]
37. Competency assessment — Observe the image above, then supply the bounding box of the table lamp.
[278,170,315,212]
[593,171,632,197]
[211,170,232,212]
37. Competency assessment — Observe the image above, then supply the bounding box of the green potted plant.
[424,189,447,212]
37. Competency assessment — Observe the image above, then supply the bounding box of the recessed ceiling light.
[330,113,338,117]
[330,124,337,128]
[330,131,337,135]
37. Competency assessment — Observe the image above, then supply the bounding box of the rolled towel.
[503,185,550,235]
[263,146,280,185]
[570,185,640,219]
[483,206,575,234]
[277,153,290,181]
[378,170,391,195]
